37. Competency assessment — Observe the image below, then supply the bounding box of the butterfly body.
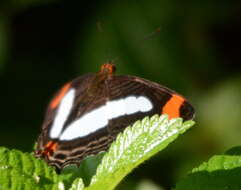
[35,63,194,170]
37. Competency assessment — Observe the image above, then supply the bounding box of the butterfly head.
[100,62,116,75]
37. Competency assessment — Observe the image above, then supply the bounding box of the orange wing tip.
[162,94,185,120]
[50,82,71,109]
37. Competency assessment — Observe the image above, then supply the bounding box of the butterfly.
[35,63,194,170]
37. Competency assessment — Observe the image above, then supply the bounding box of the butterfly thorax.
[85,63,115,98]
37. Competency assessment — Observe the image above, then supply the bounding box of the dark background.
[0,0,241,189]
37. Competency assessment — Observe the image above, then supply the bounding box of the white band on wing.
[50,89,75,138]
[59,96,153,141]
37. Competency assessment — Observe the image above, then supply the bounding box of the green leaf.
[0,115,194,190]
[0,147,69,190]
[60,153,104,187]
[175,149,241,190]
[69,178,85,190]
[86,114,195,190]
[136,179,163,190]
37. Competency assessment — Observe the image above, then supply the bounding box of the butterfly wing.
[35,73,194,170]
[105,75,194,136]
[36,73,113,169]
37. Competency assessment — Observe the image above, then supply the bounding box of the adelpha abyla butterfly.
[35,63,194,170]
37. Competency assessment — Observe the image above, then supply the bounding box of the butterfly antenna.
[138,26,162,44]
[96,21,119,65]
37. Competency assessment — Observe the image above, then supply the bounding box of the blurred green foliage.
[0,0,240,189]
[175,147,241,190]
[0,17,8,72]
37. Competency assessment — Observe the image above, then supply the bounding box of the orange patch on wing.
[42,141,58,157]
[50,83,71,109]
[162,94,185,119]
